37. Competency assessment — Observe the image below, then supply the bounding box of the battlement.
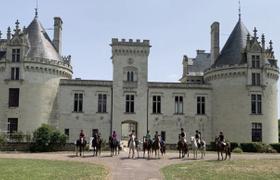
[111,38,151,47]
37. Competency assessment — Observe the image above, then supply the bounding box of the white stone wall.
[147,87,212,143]
[57,82,112,142]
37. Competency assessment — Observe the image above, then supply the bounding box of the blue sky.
[1,0,280,116]
[1,0,279,81]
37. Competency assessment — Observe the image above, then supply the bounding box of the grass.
[0,158,108,180]
[161,159,280,180]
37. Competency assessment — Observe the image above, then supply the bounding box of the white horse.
[200,139,206,159]
[128,135,137,158]
[190,136,198,159]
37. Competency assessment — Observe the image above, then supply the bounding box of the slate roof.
[25,17,61,61]
[213,19,250,67]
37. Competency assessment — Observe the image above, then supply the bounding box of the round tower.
[0,15,72,135]
[205,19,279,143]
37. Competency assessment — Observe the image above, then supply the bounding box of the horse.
[152,137,161,159]
[109,136,119,156]
[199,139,206,159]
[76,137,87,157]
[92,135,102,156]
[190,136,198,159]
[128,134,137,158]
[215,137,231,160]
[160,140,166,156]
[177,139,188,158]
[143,137,152,159]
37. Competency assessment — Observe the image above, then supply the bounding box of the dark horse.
[109,136,119,156]
[160,140,166,156]
[177,140,188,158]
[143,137,152,159]
[76,137,87,157]
[92,135,102,156]
[152,137,161,159]
[215,137,231,160]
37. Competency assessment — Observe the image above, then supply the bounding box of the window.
[92,129,99,137]
[125,95,134,113]
[9,88,19,107]
[73,93,83,112]
[197,96,205,115]
[252,55,260,68]
[98,94,107,113]
[252,73,260,86]
[175,96,183,114]
[12,49,20,62]
[127,71,134,81]
[64,129,69,136]
[251,94,262,114]
[11,67,19,80]
[7,118,18,134]
[252,123,262,142]
[152,96,161,114]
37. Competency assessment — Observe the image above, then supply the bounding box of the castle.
[0,12,278,144]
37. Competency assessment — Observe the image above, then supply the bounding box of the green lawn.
[162,159,280,180]
[0,158,108,180]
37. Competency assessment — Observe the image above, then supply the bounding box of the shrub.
[240,143,258,152]
[240,143,277,153]
[270,143,280,153]
[207,142,216,151]
[232,147,243,153]
[230,142,239,151]
[9,131,25,143]
[0,133,6,145]
[31,124,66,152]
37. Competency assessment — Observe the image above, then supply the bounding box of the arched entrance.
[121,120,137,140]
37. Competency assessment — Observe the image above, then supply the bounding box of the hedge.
[270,143,280,153]
[240,143,277,153]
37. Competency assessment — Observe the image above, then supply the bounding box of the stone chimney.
[211,22,220,65]
[53,17,63,54]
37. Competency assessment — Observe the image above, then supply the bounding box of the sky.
[1,0,280,115]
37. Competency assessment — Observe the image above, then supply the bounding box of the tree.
[31,124,66,152]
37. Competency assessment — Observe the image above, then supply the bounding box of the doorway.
[121,120,137,140]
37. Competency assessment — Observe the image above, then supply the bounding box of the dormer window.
[127,71,134,81]
[252,55,260,68]
[12,49,20,62]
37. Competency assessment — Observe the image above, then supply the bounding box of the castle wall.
[57,80,112,142]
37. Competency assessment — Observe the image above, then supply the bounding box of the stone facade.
[0,13,278,144]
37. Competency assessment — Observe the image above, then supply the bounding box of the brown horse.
[152,137,161,159]
[143,137,152,159]
[178,140,188,158]
[76,137,87,157]
[215,137,231,160]
[92,135,102,156]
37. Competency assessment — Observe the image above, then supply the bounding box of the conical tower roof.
[213,19,250,67]
[25,17,61,61]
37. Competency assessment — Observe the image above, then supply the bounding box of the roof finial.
[35,0,39,18]
[253,27,257,38]
[238,0,241,20]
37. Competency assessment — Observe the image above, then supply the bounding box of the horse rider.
[112,130,117,140]
[79,129,85,140]
[128,130,135,147]
[195,130,201,147]
[154,131,159,141]
[145,130,151,143]
[219,131,226,146]
[179,128,187,143]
